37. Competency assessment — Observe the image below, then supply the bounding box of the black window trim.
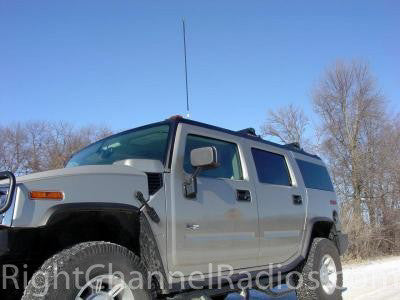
[251,147,293,187]
[183,133,244,181]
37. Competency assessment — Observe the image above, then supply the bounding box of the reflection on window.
[184,135,243,180]
[66,125,170,167]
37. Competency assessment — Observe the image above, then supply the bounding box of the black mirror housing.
[184,176,197,199]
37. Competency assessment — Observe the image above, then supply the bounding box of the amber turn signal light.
[29,191,64,200]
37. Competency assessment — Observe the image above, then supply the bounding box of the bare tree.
[42,122,113,170]
[261,60,399,259]
[25,121,49,173]
[261,104,310,147]
[0,121,112,174]
[313,60,384,223]
[0,123,29,174]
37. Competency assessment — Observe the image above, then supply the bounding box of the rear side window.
[296,159,334,192]
[184,135,243,180]
[251,148,292,186]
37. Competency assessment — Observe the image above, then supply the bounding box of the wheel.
[22,241,153,300]
[296,238,343,300]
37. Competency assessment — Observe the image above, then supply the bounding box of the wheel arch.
[38,202,168,294]
[37,203,142,258]
[302,217,340,259]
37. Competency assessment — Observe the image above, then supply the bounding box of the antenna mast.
[182,19,190,118]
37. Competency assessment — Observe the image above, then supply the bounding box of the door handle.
[186,224,200,231]
[293,195,303,205]
[237,190,251,202]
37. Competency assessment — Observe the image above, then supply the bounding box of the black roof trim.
[286,142,301,149]
[236,128,257,136]
[173,118,320,159]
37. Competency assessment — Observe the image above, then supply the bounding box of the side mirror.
[190,146,218,169]
[184,146,218,198]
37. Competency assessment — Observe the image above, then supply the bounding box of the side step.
[165,274,294,299]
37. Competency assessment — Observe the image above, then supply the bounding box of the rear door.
[166,124,259,275]
[294,155,337,224]
[249,146,307,264]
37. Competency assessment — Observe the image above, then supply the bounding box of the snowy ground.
[225,256,400,300]
[341,256,400,300]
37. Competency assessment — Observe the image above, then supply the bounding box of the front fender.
[11,166,148,227]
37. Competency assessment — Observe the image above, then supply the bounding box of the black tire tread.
[296,237,343,300]
[22,241,148,300]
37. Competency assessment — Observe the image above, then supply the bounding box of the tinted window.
[184,135,243,180]
[296,159,334,191]
[251,148,291,186]
[66,125,170,167]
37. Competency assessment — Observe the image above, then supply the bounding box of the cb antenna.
[182,19,190,118]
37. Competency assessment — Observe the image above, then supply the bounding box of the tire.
[22,241,152,300]
[296,238,343,300]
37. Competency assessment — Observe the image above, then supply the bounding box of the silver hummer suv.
[0,116,348,300]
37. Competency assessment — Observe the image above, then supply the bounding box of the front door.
[166,124,259,276]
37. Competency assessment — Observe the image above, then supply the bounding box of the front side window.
[251,148,292,186]
[184,135,243,180]
[66,124,170,167]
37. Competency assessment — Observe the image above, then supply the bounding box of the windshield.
[66,124,170,167]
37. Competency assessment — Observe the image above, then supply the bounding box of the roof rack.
[237,128,257,136]
[168,115,184,121]
[285,142,301,149]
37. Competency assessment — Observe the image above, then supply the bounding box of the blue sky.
[1,0,399,133]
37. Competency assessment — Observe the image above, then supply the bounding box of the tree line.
[263,60,400,259]
[0,122,112,175]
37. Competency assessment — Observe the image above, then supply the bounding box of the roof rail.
[286,142,301,149]
[168,115,184,121]
[237,128,257,136]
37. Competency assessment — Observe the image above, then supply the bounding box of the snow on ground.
[225,256,400,299]
[342,256,400,300]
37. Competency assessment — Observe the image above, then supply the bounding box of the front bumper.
[336,232,349,255]
[0,229,9,256]
[0,228,18,261]
[0,228,36,299]
[0,227,39,263]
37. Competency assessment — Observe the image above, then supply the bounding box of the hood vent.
[147,173,163,195]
